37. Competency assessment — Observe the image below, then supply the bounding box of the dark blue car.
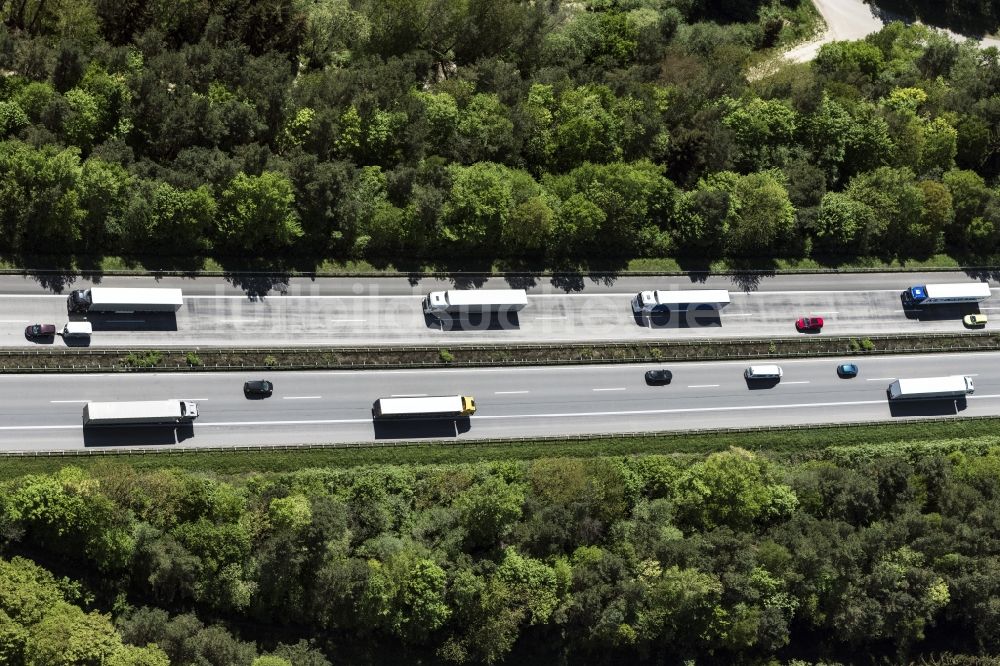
[837,363,859,378]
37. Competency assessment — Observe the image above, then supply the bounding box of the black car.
[244,380,273,397]
[645,369,673,384]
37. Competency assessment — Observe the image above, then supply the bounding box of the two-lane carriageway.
[0,271,997,347]
[1,351,998,451]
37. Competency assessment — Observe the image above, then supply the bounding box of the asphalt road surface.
[1,272,998,347]
[0,351,996,451]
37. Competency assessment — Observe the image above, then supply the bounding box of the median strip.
[0,331,998,373]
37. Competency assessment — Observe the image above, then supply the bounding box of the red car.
[795,316,824,332]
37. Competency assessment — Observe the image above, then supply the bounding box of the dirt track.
[784,0,1000,64]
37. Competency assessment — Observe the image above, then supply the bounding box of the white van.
[62,322,92,338]
[745,364,782,380]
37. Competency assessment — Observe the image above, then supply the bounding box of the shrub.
[439,348,454,363]
[264,355,278,367]
[121,350,163,368]
[186,352,202,367]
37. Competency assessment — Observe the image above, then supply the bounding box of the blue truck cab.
[903,285,927,305]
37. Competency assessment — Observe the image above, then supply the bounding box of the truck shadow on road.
[900,299,980,322]
[77,313,179,332]
[888,398,967,417]
[424,312,521,331]
[373,418,472,440]
[635,307,723,329]
[82,423,195,447]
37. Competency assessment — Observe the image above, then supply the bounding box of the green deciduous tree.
[813,191,878,255]
[360,554,450,643]
[217,171,303,256]
[698,170,795,259]
[673,448,798,532]
[455,475,525,550]
[722,96,797,170]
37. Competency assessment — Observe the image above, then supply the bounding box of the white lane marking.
[197,418,370,426]
[187,295,423,300]
[329,319,367,323]
[806,311,838,315]
[470,393,1000,421]
[593,387,626,391]
[0,319,30,322]
[390,393,427,397]
[495,390,529,395]
[532,316,567,320]
[688,384,720,388]
[720,313,754,317]
[50,400,89,403]
[866,378,894,382]
[969,374,980,377]
[0,425,81,430]
[283,396,322,400]
[783,381,810,384]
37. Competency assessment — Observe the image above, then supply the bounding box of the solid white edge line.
[592,387,627,391]
[282,396,322,400]
[494,390,530,395]
[687,384,720,388]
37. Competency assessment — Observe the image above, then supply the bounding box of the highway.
[0,271,997,347]
[0,351,996,451]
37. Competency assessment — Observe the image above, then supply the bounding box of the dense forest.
[4,447,1000,664]
[0,0,997,274]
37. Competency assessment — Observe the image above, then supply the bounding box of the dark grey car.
[645,369,673,384]
[244,380,273,397]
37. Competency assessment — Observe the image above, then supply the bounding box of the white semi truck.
[82,400,199,425]
[887,375,974,400]
[423,289,528,315]
[372,395,476,419]
[902,282,991,306]
[631,289,731,313]
[68,287,184,313]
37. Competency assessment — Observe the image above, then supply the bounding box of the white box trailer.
[83,400,199,425]
[68,288,184,313]
[632,289,731,313]
[372,395,476,419]
[887,375,974,400]
[424,289,528,314]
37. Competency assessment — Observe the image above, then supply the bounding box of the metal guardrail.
[3,414,998,458]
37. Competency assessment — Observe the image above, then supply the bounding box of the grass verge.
[1,417,997,480]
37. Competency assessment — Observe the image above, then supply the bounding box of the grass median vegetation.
[2,416,998,480]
